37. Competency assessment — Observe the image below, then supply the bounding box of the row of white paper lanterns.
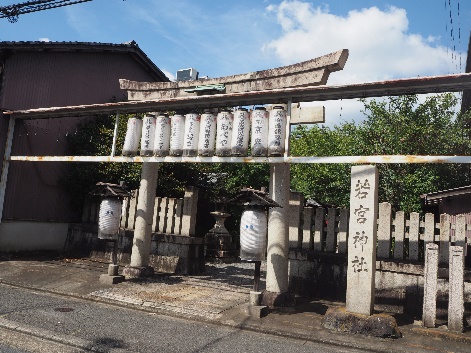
[122,106,287,157]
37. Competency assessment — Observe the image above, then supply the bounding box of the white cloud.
[38,37,51,42]
[263,1,465,125]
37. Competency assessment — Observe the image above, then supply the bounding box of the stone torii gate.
[4,52,471,309]
[118,49,349,305]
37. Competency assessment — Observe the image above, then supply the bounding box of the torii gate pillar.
[123,162,160,278]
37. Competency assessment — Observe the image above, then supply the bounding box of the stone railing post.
[423,243,439,328]
[448,246,464,332]
[181,186,199,236]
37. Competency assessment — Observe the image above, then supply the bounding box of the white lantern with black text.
[231,108,250,156]
[251,106,269,156]
[122,116,142,156]
[183,112,200,157]
[140,113,156,156]
[268,106,287,156]
[198,110,216,156]
[153,114,171,156]
[215,110,233,156]
[170,114,185,156]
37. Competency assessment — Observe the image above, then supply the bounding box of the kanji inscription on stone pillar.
[346,165,378,316]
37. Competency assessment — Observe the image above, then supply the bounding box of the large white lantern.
[170,114,185,156]
[154,114,171,156]
[231,108,250,156]
[122,116,142,156]
[215,110,233,156]
[198,110,216,156]
[140,113,156,156]
[183,112,200,157]
[250,107,269,156]
[268,106,287,156]
[240,208,267,261]
[98,198,122,240]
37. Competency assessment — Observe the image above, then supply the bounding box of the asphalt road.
[0,283,368,353]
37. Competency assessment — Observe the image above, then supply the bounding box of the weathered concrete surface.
[120,49,349,101]
[322,306,401,338]
[346,165,378,315]
[265,163,290,296]
[423,243,439,328]
[66,226,205,275]
[127,162,160,270]
[449,246,465,332]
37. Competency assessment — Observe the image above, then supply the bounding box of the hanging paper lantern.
[231,108,250,156]
[98,198,122,240]
[239,208,267,261]
[215,109,233,156]
[251,106,269,156]
[140,113,156,156]
[170,114,185,156]
[122,116,142,156]
[268,106,287,156]
[183,112,200,157]
[153,114,171,156]
[198,110,216,156]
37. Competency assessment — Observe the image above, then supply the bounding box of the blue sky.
[1,0,470,124]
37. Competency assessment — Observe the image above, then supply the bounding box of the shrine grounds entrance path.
[0,254,471,353]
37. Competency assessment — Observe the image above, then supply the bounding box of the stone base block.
[99,274,125,284]
[261,290,296,308]
[249,291,262,306]
[245,304,269,318]
[122,266,154,279]
[322,306,401,338]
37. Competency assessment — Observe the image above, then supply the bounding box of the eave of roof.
[0,40,170,82]
[421,185,471,205]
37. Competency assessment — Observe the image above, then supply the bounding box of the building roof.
[0,40,169,82]
[420,185,471,205]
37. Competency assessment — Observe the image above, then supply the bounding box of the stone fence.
[287,191,471,317]
[66,186,204,274]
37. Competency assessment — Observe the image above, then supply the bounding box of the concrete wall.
[66,224,205,275]
[0,221,68,252]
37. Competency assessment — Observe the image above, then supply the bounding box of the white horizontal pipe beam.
[8,155,471,164]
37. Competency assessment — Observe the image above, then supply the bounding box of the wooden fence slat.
[424,213,435,251]
[152,197,160,232]
[313,208,326,252]
[158,198,169,233]
[337,208,349,254]
[175,199,183,235]
[325,208,337,252]
[439,214,451,265]
[120,198,128,228]
[289,192,304,249]
[394,211,405,260]
[409,212,420,261]
[455,214,467,256]
[127,190,138,229]
[377,202,392,259]
[302,207,314,250]
[167,198,177,234]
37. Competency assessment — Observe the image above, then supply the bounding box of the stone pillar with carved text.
[346,165,378,316]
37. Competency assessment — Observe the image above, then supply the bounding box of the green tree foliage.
[290,94,471,212]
